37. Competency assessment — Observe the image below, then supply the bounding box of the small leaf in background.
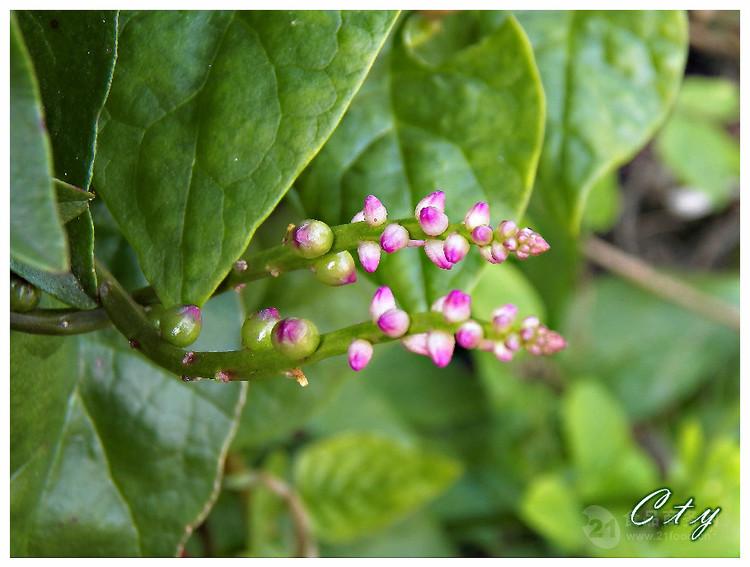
[298,12,546,309]
[93,10,398,307]
[673,75,739,123]
[294,432,461,543]
[10,15,68,273]
[520,474,584,553]
[10,295,247,557]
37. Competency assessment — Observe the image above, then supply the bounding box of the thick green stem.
[10,308,110,335]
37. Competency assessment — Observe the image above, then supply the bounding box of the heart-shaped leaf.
[93,10,399,307]
[298,13,546,310]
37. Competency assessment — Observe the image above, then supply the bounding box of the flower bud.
[241,307,281,350]
[493,342,513,362]
[424,240,454,270]
[505,333,521,352]
[357,241,381,273]
[496,220,518,241]
[10,275,40,313]
[455,320,483,349]
[492,304,518,332]
[443,289,471,323]
[351,210,365,223]
[415,190,446,216]
[464,201,490,230]
[402,333,429,355]
[418,206,449,236]
[490,241,508,264]
[312,251,357,286]
[377,308,410,338]
[427,330,455,367]
[528,232,551,256]
[380,223,410,253]
[431,295,446,312]
[363,195,388,226]
[348,339,374,371]
[291,219,334,259]
[160,305,202,347]
[479,245,501,264]
[370,286,396,322]
[272,317,320,360]
[471,225,494,246]
[444,233,470,263]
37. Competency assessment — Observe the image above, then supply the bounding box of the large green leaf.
[294,432,461,543]
[10,293,247,557]
[10,15,68,272]
[298,12,545,310]
[93,10,398,307]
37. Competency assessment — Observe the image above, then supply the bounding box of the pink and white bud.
[503,237,518,252]
[363,195,388,226]
[427,330,455,368]
[431,295,447,312]
[419,206,449,236]
[415,190,446,216]
[351,210,365,223]
[479,245,501,264]
[443,289,471,323]
[424,240,454,270]
[543,330,567,354]
[370,286,396,322]
[464,201,490,230]
[505,333,521,352]
[471,225,494,246]
[456,320,483,349]
[490,242,508,264]
[496,220,518,240]
[444,233,470,263]
[516,227,534,244]
[348,339,374,371]
[529,233,550,255]
[494,342,514,362]
[402,333,429,356]
[492,304,518,332]
[377,308,410,338]
[357,241,381,273]
[380,223,410,253]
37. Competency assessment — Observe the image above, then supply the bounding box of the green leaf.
[93,10,398,307]
[298,12,546,309]
[54,179,95,223]
[10,294,247,557]
[294,432,461,543]
[674,75,739,123]
[11,255,98,310]
[10,15,68,272]
[520,474,584,552]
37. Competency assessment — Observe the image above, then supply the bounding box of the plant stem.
[10,308,110,335]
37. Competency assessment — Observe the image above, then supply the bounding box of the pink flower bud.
[491,242,508,264]
[415,190,446,216]
[444,233,470,263]
[424,240,454,270]
[505,333,521,352]
[419,206,449,236]
[363,195,388,226]
[357,241,381,272]
[348,339,374,371]
[380,223,410,253]
[496,220,518,240]
[516,227,533,244]
[402,333,429,355]
[443,289,471,323]
[529,233,550,255]
[370,286,396,322]
[493,342,514,362]
[427,330,455,367]
[377,308,410,338]
[351,210,365,223]
[492,304,518,332]
[544,331,567,353]
[479,245,501,264]
[456,320,483,349]
[431,295,447,312]
[503,238,518,252]
[464,201,490,230]
[471,225,494,246]
[521,315,540,329]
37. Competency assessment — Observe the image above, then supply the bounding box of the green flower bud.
[312,251,357,286]
[241,307,281,350]
[10,275,40,312]
[271,317,320,360]
[160,304,202,347]
[291,219,334,259]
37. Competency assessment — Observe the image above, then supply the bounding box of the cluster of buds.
[346,286,566,372]
[351,191,550,273]
[288,219,358,286]
[242,307,320,362]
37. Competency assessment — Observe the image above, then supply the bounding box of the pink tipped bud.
[348,339,374,371]
[427,330,455,367]
[431,295,447,312]
[444,233,470,263]
[464,201,490,230]
[492,304,518,332]
[292,219,334,259]
[503,238,518,252]
[505,333,521,352]
[496,220,518,240]
[358,241,381,272]
[419,206,449,236]
[402,333,429,356]
[479,245,501,264]
[363,195,388,226]
[370,286,396,322]
[516,249,530,261]
[493,342,514,362]
[529,233,550,255]
[443,289,471,323]
[380,223,410,253]
[415,190,446,216]
[351,210,365,223]
[471,225,494,246]
[424,240,454,270]
[377,308,410,338]
[456,320,483,349]
[491,242,508,264]
[544,331,567,354]
[521,316,540,329]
